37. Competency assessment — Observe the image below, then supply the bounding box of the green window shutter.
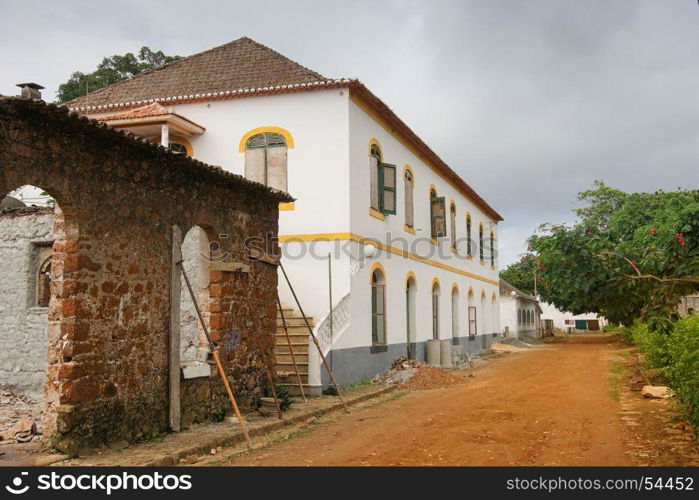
[378,163,397,215]
[431,196,446,238]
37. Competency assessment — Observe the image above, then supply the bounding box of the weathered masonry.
[0,97,291,453]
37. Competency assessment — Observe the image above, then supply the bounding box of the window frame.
[378,162,397,215]
[432,283,440,340]
[466,214,473,257]
[430,191,447,239]
[371,271,387,345]
[468,306,477,336]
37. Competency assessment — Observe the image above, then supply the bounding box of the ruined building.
[0,95,290,453]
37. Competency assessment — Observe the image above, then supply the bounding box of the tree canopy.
[499,254,537,296]
[56,47,182,104]
[521,182,698,327]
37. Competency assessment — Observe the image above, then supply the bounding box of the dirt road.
[223,338,633,466]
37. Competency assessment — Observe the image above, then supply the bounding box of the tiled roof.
[65,37,329,109]
[1,97,293,203]
[65,37,503,221]
[92,102,170,120]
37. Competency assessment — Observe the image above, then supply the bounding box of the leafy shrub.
[262,384,293,412]
[625,316,699,431]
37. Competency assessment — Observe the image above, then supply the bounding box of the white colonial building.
[68,37,503,392]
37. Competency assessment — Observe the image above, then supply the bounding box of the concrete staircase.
[274,307,316,396]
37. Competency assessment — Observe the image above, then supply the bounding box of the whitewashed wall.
[0,210,53,399]
[344,97,501,350]
[167,90,352,320]
[539,302,607,330]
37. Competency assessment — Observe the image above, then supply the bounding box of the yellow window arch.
[239,126,295,152]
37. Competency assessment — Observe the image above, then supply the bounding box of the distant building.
[499,280,542,339]
[538,302,607,332]
[678,295,699,316]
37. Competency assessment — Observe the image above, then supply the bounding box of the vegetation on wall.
[56,47,182,103]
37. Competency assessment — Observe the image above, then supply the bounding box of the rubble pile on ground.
[0,391,42,444]
[391,356,425,370]
[402,366,464,391]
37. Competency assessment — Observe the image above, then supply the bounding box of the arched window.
[370,145,381,211]
[451,286,459,339]
[430,188,446,238]
[432,280,440,339]
[36,254,52,307]
[168,142,187,155]
[479,223,484,262]
[466,214,473,257]
[405,275,417,358]
[404,169,414,228]
[491,293,498,334]
[369,144,396,215]
[371,268,386,345]
[245,132,288,192]
[450,203,457,250]
[490,230,495,267]
[467,289,476,336]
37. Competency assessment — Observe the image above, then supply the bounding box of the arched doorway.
[451,286,460,342]
[481,291,488,350]
[0,184,74,448]
[405,275,417,359]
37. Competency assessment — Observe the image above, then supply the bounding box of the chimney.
[16,82,44,100]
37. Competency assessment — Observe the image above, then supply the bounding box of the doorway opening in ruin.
[0,185,72,452]
[170,225,216,431]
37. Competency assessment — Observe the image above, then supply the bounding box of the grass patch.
[608,359,624,402]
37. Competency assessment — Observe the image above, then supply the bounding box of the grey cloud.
[1,0,696,266]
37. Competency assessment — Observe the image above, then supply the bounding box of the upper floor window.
[490,230,495,267]
[466,214,473,257]
[168,142,188,155]
[369,144,396,215]
[404,169,414,228]
[245,132,288,192]
[479,223,484,262]
[450,202,457,250]
[430,189,446,238]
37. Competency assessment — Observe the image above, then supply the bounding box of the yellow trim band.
[277,232,499,286]
[404,224,416,235]
[239,126,295,152]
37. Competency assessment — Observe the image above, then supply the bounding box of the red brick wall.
[0,98,289,454]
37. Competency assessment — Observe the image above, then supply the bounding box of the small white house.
[499,280,542,339]
[70,37,504,393]
[539,302,607,332]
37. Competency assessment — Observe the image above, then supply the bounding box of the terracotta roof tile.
[91,102,170,120]
[66,37,329,109]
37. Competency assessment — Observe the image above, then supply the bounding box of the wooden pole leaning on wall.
[258,346,283,419]
[278,260,349,412]
[176,261,253,449]
[277,295,307,403]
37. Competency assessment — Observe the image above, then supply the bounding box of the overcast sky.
[1,0,697,266]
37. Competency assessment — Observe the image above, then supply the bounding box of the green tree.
[529,182,699,326]
[500,254,537,296]
[56,47,182,104]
